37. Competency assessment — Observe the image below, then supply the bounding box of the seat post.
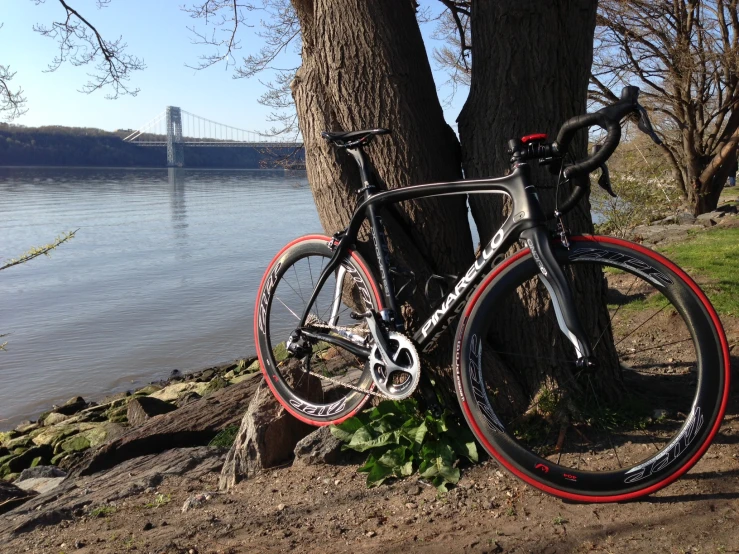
[346,147,376,200]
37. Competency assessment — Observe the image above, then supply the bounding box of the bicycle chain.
[300,317,418,400]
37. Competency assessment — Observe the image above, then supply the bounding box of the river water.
[0,167,321,428]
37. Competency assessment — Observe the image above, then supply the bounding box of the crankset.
[364,312,421,399]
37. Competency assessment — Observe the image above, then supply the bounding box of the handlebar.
[556,86,643,179]
[510,86,661,217]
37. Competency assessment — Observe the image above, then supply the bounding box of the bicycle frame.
[297,157,594,363]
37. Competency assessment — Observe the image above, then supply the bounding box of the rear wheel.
[254,235,383,426]
[455,236,729,502]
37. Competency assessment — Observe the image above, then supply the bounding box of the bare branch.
[431,1,471,97]
[592,0,739,211]
[31,0,145,98]
[0,229,77,272]
[182,1,257,70]
[0,30,28,122]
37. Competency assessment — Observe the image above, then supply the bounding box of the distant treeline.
[0,124,304,168]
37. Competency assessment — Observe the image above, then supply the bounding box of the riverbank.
[2,202,739,551]
[0,355,259,482]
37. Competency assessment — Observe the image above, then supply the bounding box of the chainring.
[368,332,421,400]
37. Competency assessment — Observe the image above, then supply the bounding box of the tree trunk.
[458,1,622,412]
[289,0,475,404]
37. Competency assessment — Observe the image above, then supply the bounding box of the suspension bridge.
[123,107,303,167]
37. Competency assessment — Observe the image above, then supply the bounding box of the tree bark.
[458,1,621,412]
[289,0,476,404]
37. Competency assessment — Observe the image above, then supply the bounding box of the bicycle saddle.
[321,128,390,147]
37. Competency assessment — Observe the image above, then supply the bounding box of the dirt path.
[4,378,737,554]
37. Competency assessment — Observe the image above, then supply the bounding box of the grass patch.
[90,505,116,518]
[144,493,171,509]
[658,227,739,317]
[208,425,240,448]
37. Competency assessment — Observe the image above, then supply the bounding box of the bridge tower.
[166,106,185,167]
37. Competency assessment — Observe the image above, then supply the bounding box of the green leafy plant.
[330,399,478,492]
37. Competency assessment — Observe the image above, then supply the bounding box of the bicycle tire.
[254,235,383,426]
[455,235,730,502]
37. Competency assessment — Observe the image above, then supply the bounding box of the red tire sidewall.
[254,235,383,426]
[454,235,730,502]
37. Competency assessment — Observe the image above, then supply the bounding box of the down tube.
[412,215,524,353]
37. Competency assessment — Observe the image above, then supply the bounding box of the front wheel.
[254,235,383,426]
[455,235,730,502]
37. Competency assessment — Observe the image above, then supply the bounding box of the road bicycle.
[254,87,730,502]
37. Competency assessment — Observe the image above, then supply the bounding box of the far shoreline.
[0,165,306,171]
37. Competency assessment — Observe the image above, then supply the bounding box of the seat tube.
[519,225,593,361]
[367,203,403,328]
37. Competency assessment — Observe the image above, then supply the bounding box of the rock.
[653,214,676,225]
[127,397,178,427]
[696,212,719,224]
[293,426,343,465]
[218,361,322,490]
[14,477,66,496]
[134,384,162,396]
[149,382,210,403]
[5,435,33,451]
[0,432,17,446]
[105,403,129,424]
[100,391,131,404]
[74,376,262,476]
[176,391,202,408]
[202,376,229,397]
[14,421,38,434]
[50,453,68,466]
[229,372,261,385]
[677,212,696,224]
[246,359,260,372]
[57,435,90,454]
[8,445,53,473]
[31,423,98,447]
[199,369,216,382]
[42,413,69,427]
[0,447,224,538]
[18,466,67,481]
[0,481,37,515]
[181,492,214,512]
[52,423,124,456]
[53,397,88,416]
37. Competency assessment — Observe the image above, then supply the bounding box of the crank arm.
[365,311,408,376]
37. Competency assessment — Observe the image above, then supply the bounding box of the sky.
[0,0,468,134]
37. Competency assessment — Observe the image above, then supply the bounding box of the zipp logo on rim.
[469,334,506,433]
[568,248,673,287]
[289,397,347,417]
[624,406,704,484]
[258,261,282,334]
